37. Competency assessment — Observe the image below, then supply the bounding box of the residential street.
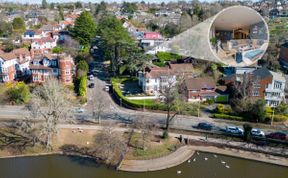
[0,61,287,136]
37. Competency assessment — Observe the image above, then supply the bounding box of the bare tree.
[62,35,80,57]
[27,79,73,150]
[91,81,107,124]
[159,78,182,136]
[94,125,127,165]
[133,116,154,150]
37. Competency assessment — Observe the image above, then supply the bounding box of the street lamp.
[271,106,275,126]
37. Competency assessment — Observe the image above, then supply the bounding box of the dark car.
[266,132,288,140]
[197,122,214,131]
[88,83,95,88]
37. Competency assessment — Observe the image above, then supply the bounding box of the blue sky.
[0,0,259,4]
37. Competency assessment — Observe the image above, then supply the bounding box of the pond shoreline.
[0,144,287,172]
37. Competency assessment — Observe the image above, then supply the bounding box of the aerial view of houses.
[0,0,287,178]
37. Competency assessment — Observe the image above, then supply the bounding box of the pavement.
[119,146,195,172]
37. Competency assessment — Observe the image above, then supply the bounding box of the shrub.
[52,46,63,54]
[79,96,88,104]
[215,104,232,114]
[162,130,169,139]
[6,82,30,104]
[212,113,243,121]
[78,76,87,97]
[266,114,288,122]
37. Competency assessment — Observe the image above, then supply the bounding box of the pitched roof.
[33,37,55,44]
[145,67,170,78]
[145,63,194,79]
[252,67,272,79]
[169,63,193,74]
[12,48,31,56]
[185,77,216,90]
[0,53,17,61]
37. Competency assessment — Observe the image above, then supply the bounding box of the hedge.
[111,77,167,110]
[212,113,243,121]
[266,114,288,122]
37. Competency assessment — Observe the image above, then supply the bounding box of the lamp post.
[271,106,275,126]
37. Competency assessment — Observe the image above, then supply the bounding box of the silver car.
[251,128,265,137]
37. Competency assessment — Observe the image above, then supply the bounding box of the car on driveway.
[266,132,288,140]
[88,83,95,88]
[104,86,110,92]
[88,75,94,80]
[225,126,244,135]
[196,122,214,131]
[251,128,265,137]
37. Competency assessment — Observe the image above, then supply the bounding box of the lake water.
[0,152,287,178]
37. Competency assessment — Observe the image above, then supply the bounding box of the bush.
[79,96,88,104]
[266,114,288,122]
[162,130,169,139]
[52,46,63,54]
[6,82,30,104]
[78,76,87,97]
[215,104,232,114]
[212,113,243,121]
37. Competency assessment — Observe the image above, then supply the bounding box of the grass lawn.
[126,132,180,160]
[128,99,156,106]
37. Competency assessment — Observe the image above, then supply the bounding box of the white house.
[31,37,57,56]
[22,30,46,40]
[264,71,286,107]
[138,63,194,95]
[0,53,17,82]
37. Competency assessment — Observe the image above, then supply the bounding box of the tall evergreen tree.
[42,0,48,9]
[97,16,133,75]
[71,11,96,46]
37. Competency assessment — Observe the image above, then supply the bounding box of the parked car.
[225,126,244,135]
[196,122,214,131]
[104,86,110,92]
[266,132,288,140]
[88,83,95,88]
[88,75,94,80]
[73,108,85,113]
[251,128,265,137]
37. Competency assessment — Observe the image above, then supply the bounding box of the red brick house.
[30,54,74,84]
[183,77,218,102]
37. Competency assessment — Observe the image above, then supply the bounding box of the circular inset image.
[209,6,269,67]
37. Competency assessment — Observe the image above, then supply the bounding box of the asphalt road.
[0,60,287,136]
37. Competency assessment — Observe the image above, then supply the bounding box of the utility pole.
[198,100,200,117]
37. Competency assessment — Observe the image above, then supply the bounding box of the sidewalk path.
[119,146,195,172]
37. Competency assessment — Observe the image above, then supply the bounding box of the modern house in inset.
[210,6,269,67]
